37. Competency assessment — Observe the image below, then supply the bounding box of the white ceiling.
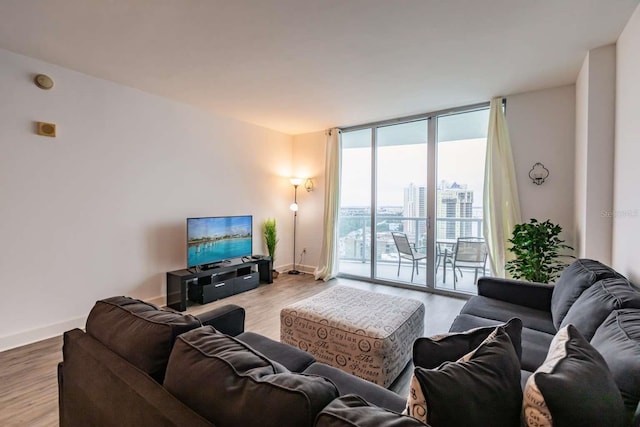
[0,1,637,135]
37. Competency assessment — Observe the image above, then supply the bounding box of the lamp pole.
[289,179,301,275]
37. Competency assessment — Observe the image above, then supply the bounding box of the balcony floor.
[338,259,486,294]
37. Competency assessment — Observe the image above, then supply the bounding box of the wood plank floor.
[0,274,467,426]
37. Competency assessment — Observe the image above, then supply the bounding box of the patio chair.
[442,237,488,288]
[391,232,427,282]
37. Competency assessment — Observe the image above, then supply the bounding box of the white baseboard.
[0,294,167,352]
[278,263,316,275]
[0,316,86,352]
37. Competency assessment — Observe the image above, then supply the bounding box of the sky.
[341,138,487,208]
[340,108,489,209]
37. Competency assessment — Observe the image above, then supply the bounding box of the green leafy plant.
[505,218,573,283]
[263,218,278,265]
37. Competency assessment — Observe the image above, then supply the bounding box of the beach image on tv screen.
[187,216,252,267]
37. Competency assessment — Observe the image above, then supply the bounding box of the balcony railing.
[339,215,483,263]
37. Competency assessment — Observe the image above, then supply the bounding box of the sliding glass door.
[338,129,372,278]
[338,104,490,295]
[374,120,429,285]
[435,109,490,293]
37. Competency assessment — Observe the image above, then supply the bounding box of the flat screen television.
[187,215,252,268]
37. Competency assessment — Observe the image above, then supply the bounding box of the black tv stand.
[166,257,272,311]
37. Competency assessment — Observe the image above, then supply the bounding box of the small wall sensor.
[34,74,54,90]
[36,121,56,137]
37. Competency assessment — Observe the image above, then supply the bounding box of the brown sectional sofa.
[58,296,407,426]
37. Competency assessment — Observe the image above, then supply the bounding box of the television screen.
[187,215,252,268]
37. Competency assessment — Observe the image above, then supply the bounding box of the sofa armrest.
[477,277,554,312]
[196,304,245,337]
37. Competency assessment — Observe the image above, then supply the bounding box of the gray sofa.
[450,258,640,426]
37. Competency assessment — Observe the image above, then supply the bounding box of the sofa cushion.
[550,259,621,329]
[303,363,406,413]
[413,317,522,368]
[561,277,640,340]
[520,327,554,372]
[163,326,338,427]
[523,325,625,427]
[590,309,640,424]
[449,313,553,371]
[459,295,556,334]
[315,394,428,427]
[85,296,201,382]
[406,328,522,427]
[237,331,316,372]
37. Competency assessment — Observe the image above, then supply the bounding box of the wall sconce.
[304,178,314,192]
[529,162,549,185]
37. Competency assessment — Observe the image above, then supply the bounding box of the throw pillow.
[163,326,338,427]
[412,317,522,369]
[522,324,625,427]
[85,296,201,382]
[406,328,522,427]
[316,394,429,427]
[590,309,640,425]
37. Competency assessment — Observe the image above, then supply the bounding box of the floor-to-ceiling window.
[435,108,490,293]
[338,129,372,274]
[374,120,428,284]
[338,104,490,295]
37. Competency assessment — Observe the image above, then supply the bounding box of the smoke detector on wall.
[34,74,54,90]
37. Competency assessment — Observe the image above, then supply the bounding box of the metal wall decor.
[529,162,549,185]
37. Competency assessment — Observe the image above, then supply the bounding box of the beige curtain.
[483,97,522,278]
[314,128,341,281]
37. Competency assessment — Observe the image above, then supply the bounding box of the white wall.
[0,48,294,350]
[292,131,326,272]
[613,4,640,283]
[575,55,589,257]
[506,85,576,247]
[573,45,616,264]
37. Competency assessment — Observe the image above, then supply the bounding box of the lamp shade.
[290,177,303,186]
[290,203,299,212]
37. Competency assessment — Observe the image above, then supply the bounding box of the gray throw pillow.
[412,317,522,369]
[523,324,625,427]
[406,328,522,427]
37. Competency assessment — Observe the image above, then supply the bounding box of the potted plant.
[505,218,574,283]
[263,218,279,279]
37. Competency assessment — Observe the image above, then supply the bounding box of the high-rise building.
[436,181,473,239]
[402,181,476,243]
[403,183,426,243]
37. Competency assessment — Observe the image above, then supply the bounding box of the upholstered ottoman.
[280,286,425,388]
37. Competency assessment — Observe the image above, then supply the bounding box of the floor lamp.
[288,178,303,275]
